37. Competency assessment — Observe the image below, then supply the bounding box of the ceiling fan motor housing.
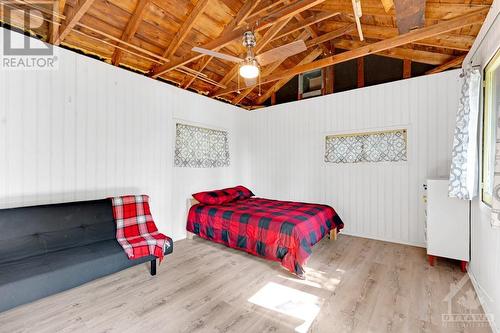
[242,31,256,48]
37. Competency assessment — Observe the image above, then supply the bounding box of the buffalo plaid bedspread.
[187,197,344,275]
[111,195,171,262]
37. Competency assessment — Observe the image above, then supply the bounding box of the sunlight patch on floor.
[248,282,323,333]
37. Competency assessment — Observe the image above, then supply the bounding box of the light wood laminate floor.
[0,235,491,333]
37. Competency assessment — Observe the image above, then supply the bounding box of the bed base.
[329,228,337,241]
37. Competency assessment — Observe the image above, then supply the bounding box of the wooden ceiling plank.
[149,0,326,78]
[426,54,466,74]
[181,0,262,89]
[54,0,96,45]
[255,47,323,104]
[161,0,209,60]
[111,0,150,66]
[213,7,488,97]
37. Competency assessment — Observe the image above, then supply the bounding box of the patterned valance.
[174,123,230,168]
[325,129,407,163]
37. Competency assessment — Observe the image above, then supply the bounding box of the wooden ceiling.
[0,0,492,108]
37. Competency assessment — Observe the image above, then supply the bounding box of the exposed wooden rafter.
[318,21,476,51]
[334,39,455,65]
[48,0,66,44]
[54,0,96,45]
[0,0,491,108]
[426,55,466,75]
[214,7,488,98]
[111,0,150,66]
[306,23,355,48]
[270,10,339,41]
[149,0,326,78]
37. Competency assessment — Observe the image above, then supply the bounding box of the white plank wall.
[0,28,249,241]
[248,70,460,247]
[467,2,500,331]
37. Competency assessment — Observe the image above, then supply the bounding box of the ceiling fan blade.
[192,47,243,63]
[255,40,307,66]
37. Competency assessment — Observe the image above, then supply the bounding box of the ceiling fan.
[192,31,307,87]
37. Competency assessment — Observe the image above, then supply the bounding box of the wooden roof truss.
[0,0,492,108]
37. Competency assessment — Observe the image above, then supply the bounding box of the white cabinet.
[425,179,470,272]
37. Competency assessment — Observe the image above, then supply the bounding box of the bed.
[186,190,344,277]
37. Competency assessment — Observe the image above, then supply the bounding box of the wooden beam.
[49,0,66,43]
[357,57,364,88]
[54,0,96,45]
[149,0,326,78]
[161,0,209,61]
[271,92,277,105]
[319,21,476,51]
[334,39,452,65]
[245,0,289,23]
[311,1,490,21]
[255,47,323,104]
[305,23,355,48]
[237,0,263,26]
[380,0,394,12]
[426,55,466,74]
[403,58,411,78]
[111,0,150,66]
[271,11,339,41]
[213,7,488,97]
[293,12,330,54]
[325,64,334,94]
[180,0,261,89]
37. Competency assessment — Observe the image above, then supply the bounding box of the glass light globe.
[239,60,259,79]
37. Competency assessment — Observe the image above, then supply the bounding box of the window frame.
[481,49,500,206]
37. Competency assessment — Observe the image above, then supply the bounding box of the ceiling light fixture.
[239,58,260,79]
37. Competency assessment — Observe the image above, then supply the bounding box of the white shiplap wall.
[466,1,500,331]
[0,28,249,241]
[248,70,460,247]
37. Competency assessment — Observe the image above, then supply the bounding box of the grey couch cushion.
[0,239,154,313]
[0,200,115,264]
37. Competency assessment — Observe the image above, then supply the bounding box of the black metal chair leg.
[150,259,156,276]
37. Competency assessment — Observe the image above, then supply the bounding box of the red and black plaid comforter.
[186,197,344,275]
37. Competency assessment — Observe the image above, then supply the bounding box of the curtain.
[448,68,481,200]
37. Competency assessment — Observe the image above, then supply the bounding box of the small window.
[482,50,500,205]
[325,129,407,164]
[174,123,229,168]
